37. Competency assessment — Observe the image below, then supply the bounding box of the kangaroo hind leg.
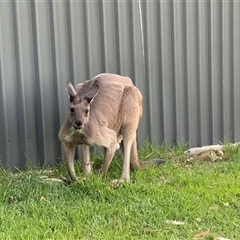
[130,136,141,169]
[120,134,135,181]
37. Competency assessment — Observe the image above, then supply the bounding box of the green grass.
[0,142,240,240]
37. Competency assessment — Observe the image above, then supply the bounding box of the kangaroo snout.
[74,120,83,129]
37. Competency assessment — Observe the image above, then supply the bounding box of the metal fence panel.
[0,1,240,169]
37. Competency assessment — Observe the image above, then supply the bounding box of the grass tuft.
[66,126,78,137]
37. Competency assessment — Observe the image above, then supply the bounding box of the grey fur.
[59,73,164,182]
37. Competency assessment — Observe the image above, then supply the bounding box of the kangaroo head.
[66,81,99,129]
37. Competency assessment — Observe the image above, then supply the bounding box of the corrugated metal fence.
[0,0,240,169]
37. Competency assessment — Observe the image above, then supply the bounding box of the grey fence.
[0,0,240,169]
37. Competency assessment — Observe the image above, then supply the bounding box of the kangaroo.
[59,73,164,182]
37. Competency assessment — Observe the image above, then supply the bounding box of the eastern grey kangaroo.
[59,73,164,181]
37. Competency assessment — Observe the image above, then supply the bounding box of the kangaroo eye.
[85,109,89,114]
[70,107,75,113]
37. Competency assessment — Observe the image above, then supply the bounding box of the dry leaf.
[40,196,50,203]
[166,220,185,225]
[8,195,15,203]
[195,218,202,222]
[40,196,47,201]
[44,177,63,183]
[223,202,229,207]
[217,237,230,240]
[209,205,220,211]
[194,229,210,238]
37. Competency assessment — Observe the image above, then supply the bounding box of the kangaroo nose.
[75,120,82,127]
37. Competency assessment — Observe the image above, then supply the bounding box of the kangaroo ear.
[66,81,77,102]
[82,84,99,104]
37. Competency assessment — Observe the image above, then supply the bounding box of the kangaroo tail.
[140,158,165,168]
